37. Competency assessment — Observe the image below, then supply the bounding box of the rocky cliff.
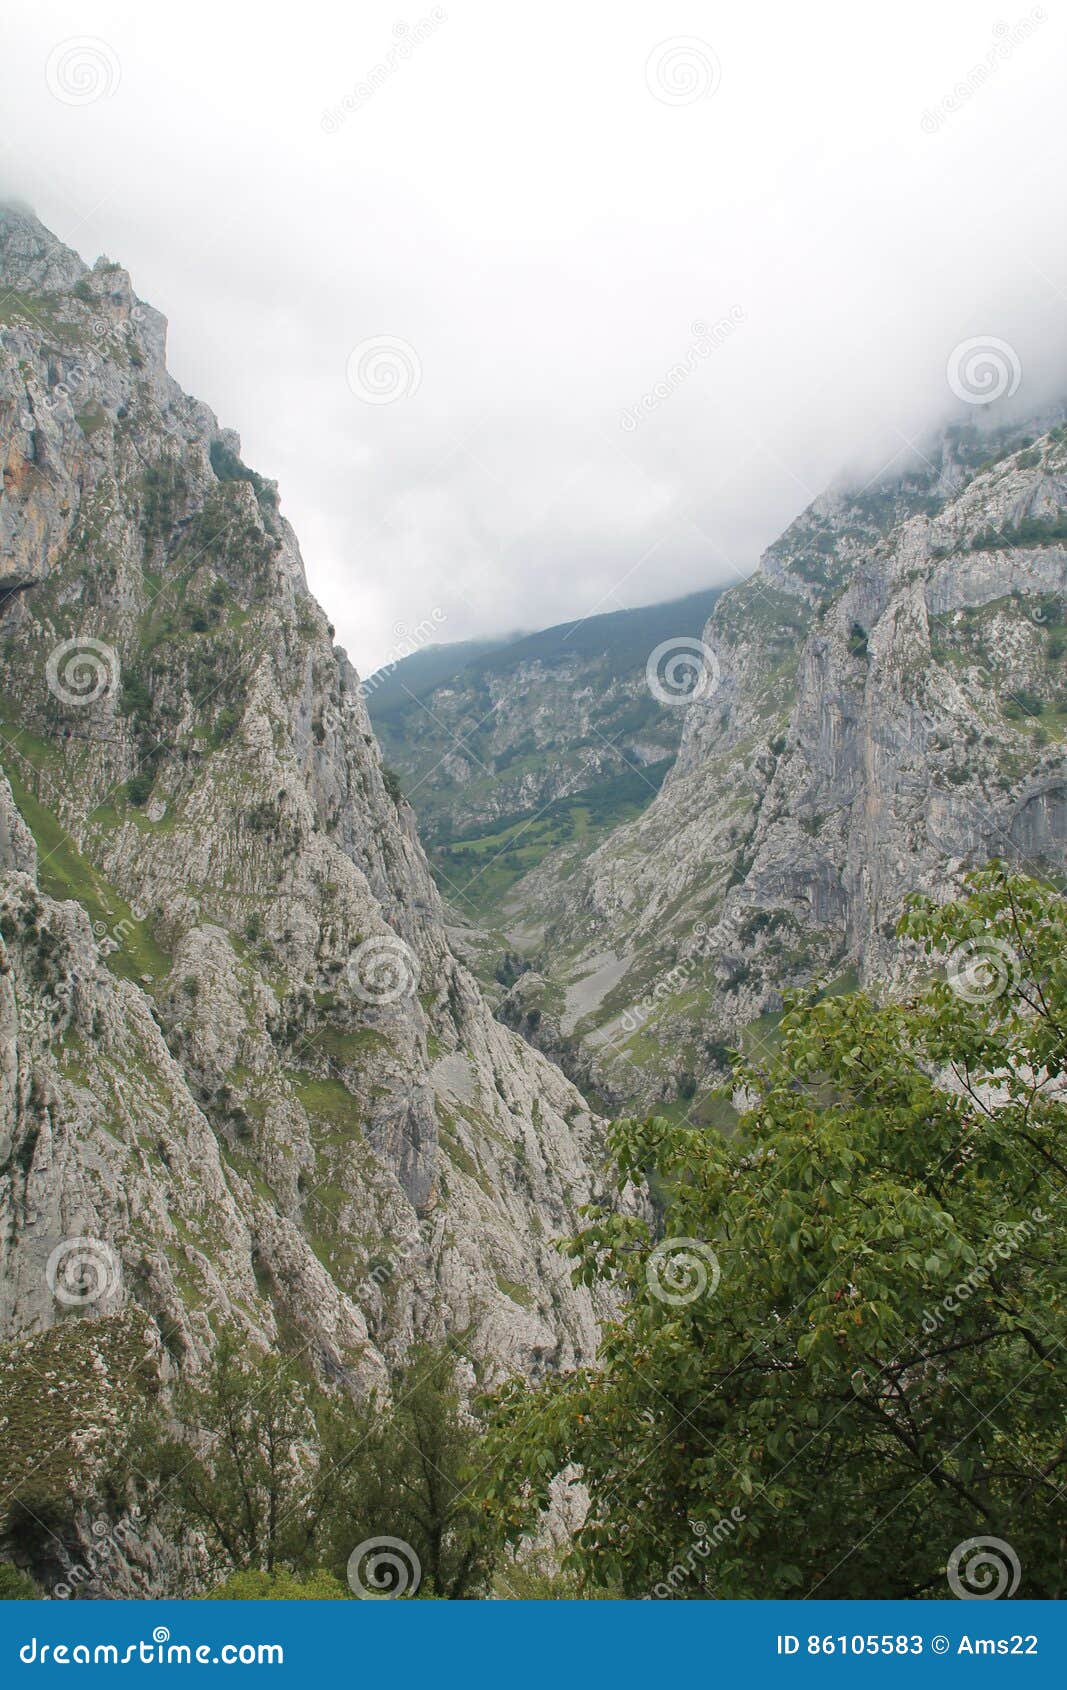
[368,591,721,928]
[502,417,1067,1114]
[0,206,618,1579]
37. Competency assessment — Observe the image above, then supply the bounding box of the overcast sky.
[3,0,1067,675]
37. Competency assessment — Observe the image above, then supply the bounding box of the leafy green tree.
[202,1568,348,1599]
[492,1561,620,1599]
[322,1344,500,1599]
[131,1335,499,1598]
[0,1562,40,1598]
[130,1334,369,1581]
[481,868,1066,1599]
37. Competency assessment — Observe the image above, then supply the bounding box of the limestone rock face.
[511,419,1067,1111]
[366,591,723,933]
[0,204,615,1448]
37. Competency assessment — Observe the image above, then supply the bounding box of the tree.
[322,1344,500,1599]
[131,1335,499,1598]
[0,1563,40,1598]
[481,868,1066,1599]
[202,1568,348,1599]
[131,1335,344,1579]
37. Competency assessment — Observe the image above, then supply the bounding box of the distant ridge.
[367,585,728,922]
[363,633,526,713]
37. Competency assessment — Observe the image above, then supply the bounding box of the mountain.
[361,633,526,714]
[493,415,1067,1115]
[367,589,723,924]
[5,197,1065,1597]
[0,207,616,1587]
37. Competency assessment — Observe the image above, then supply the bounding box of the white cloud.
[3,0,1065,672]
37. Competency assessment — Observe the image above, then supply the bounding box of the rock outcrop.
[508,418,1067,1111]
[367,591,722,931]
[0,204,616,1524]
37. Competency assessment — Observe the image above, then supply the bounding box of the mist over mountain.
[1,0,1065,1607]
[367,588,723,925]
[4,2,1067,676]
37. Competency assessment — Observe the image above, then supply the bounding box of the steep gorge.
[496,417,1067,1115]
[0,207,618,1582]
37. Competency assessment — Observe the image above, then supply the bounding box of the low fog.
[3,0,1066,674]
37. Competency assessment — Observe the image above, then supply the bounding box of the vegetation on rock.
[480,871,1066,1598]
